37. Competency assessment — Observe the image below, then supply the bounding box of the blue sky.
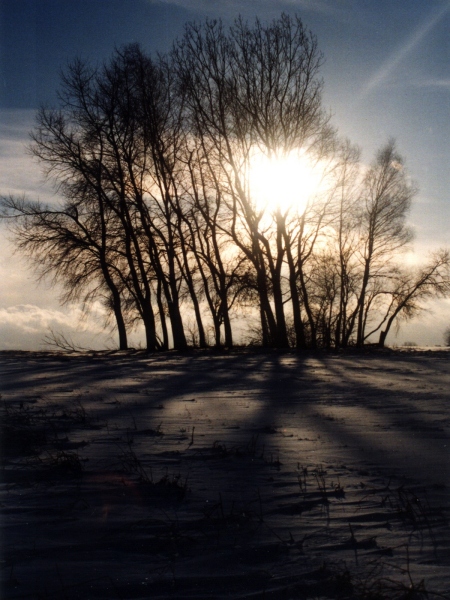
[0,0,449,349]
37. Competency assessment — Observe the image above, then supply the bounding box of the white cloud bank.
[0,303,115,351]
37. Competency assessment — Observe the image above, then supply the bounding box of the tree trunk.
[182,271,207,348]
[167,297,187,350]
[284,230,306,349]
[272,278,290,347]
[99,263,128,351]
[142,303,159,352]
[269,216,289,348]
[111,294,128,350]
[213,315,221,348]
[298,264,317,349]
[222,303,233,348]
[156,279,169,350]
[259,285,278,347]
[356,257,371,347]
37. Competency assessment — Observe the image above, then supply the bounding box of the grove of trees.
[2,15,449,351]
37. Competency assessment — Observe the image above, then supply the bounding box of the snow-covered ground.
[1,348,449,598]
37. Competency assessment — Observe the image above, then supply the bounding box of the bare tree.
[354,140,416,346]
[24,54,161,350]
[373,250,450,347]
[1,194,130,350]
[174,14,333,347]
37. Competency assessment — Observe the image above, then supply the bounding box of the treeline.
[2,15,449,351]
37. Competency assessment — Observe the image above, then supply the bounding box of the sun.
[247,149,322,216]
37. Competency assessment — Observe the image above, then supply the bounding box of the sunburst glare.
[247,149,323,216]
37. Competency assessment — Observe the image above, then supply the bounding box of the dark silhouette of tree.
[25,46,196,351]
[1,194,130,349]
[28,52,161,351]
[374,250,450,347]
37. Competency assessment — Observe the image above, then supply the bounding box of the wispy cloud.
[412,78,450,90]
[359,0,450,99]
[145,0,337,18]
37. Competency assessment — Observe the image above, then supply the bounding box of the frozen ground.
[1,348,449,599]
